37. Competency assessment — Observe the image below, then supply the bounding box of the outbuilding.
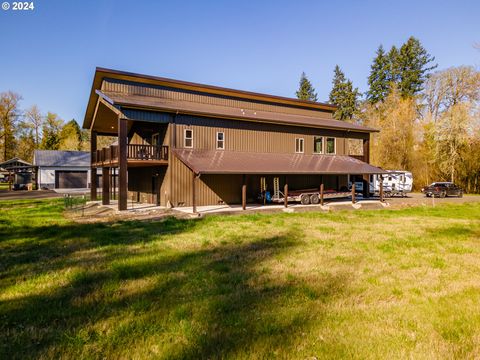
[33,150,96,190]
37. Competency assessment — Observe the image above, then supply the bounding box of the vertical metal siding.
[102,78,334,119]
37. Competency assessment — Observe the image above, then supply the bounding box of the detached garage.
[34,150,97,190]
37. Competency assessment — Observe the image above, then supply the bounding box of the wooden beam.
[242,174,246,210]
[284,178,288,208]
[320,183,324,206]
[118,118,128,211]
[380,178,384,202]
[363,137,370,164]
[351,181,356,204]
[90,130,97,201]
[192,172,197,214]
[102,167,110,205]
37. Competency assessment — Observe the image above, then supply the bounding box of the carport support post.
[102,167,110,205]
[284,177,288,208]
[380,178,384,202]
[118,118,128,211]
[320,183,324,206]
[90,130,97,201]
[242,174,246,210]
[192,172,197,214]
[351,181,356,204]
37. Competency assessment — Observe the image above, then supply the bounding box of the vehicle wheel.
[300,194,310,205]
[385,192,391,198]
[310,194,320,205]
[440,191,446,198]
[459,191,463,198]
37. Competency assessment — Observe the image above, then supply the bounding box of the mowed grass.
[1,200,480,359]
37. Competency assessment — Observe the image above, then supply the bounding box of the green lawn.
[1,199,480,359]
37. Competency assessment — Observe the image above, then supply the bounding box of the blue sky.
[0,0,479,126]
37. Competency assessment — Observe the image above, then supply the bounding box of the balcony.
[92,144,169,167]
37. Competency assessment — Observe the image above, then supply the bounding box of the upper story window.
[295,138,304,153]
[184,129,193,148]
[326,137,336,154]
[216,132,225,150]
[313,136,323,154]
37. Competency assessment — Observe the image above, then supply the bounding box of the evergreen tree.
[329,65,360,120]
[366,45,390,103]
[40,112,63,150]
[396,36,437,98]
[295,72,318,101]
[387,45,401,84]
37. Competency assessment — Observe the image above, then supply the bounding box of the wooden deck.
[92,144,168,167]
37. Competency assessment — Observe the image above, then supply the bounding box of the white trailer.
[348,171,413,197]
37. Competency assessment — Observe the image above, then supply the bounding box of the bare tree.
[24,105,43,146]
[0,91,22,161]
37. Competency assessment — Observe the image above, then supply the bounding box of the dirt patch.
[64,203,192,223]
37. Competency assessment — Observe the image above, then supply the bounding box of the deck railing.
[93,145,168,165]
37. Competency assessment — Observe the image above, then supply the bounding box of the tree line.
[297,36,480,193]
[0,92,91,163]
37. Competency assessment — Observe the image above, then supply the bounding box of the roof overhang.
[174,149,386,175]
[83,67,338,130]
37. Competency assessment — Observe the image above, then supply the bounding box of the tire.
[459,191,463,198]
[440,191,446,198]
[300,194,310,205]
[385,192,391,198]
[310,194,320,205]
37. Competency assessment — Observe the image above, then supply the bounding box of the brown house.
[83,68,383,211]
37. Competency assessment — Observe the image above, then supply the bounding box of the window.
[216,132,225,150]
[313,136,323,154]
[184,129,193,148]
[326,137,336,154]
[295,138,304,153]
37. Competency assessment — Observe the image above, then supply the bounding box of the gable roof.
[0,158,32,169]
[33,150,90,167]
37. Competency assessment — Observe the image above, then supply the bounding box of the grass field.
[1,199,480,359]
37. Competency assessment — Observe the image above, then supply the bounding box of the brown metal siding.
[101,79,334,119]
[173,115,364,156]
[170,154,245,206]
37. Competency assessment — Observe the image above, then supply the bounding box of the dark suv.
[422,182,463,198]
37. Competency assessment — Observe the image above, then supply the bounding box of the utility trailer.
[270,178,353,205]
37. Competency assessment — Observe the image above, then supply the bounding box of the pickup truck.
[421,182,463,198]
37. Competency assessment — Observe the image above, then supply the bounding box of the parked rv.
[348,171,413,197]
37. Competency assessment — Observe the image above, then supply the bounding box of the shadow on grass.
[0,199,352,358]
[1,226,349,358]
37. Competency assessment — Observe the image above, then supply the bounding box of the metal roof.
[98,90,377,133]
[84,67,338,129]
[0,158,32,169]
[33,150,90,167]
[174,149,386,175]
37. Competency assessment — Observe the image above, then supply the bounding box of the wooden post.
[284,182,288,208]
[379,177,384,202]
[351,181,356,204]
[192,172,197,214]
[320,183,324,206]
[363,137,370,164]
[90,130,97,201]
[242,174,246,210]
[118,118,128,211]
[8,170,11,191]
[102,167,110,205]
